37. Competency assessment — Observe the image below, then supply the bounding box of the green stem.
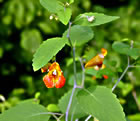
[73,46,77,85]
[67,21,77,85]
[112,56,130,91]
[65,21,77,121]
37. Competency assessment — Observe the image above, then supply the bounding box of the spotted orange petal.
[42,62,66,88]
[85,54,104,68]
[43,74,54,88]
[55,74,65,88]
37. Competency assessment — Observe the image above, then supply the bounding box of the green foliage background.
[0,0,140,120]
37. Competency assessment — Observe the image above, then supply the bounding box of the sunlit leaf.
[57,8,72,25]
[85,68,98,76]
[32,37,66,71]
[58,89,87,120]
[0,100,50,121]
[112,42,140,59]
[47,104,60,112]
[77,86,126,121]
[74,12,119,26]
[128,113,140,121]
[40,0,72,25]
[57,0,74,4]
[63,25,94,46]
[40,0,63,13]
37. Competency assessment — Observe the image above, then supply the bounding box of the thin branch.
[65,21,77,121]
[67,21,73,47]
[129,72,140,111]
[85,115,92,121]
[112,56,130,92]
[52,114,59,120]
[129,65,140,68]
[73,46,77,86]
[132,90,140,111]
[71,113,74,121]
[65,87,76,121]
[30,112,63,117]
[67,21,77,85]
[71,106,76,121]
[128,56,130,65]
[57,114,64,121]
[79,57,85,88]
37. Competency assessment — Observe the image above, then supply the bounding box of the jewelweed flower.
[41,63,51,73]
[85,48,109,81]
[101,48,107,56]
[103,75,108,79]
[42,62,65,88]
[85,48,107,70]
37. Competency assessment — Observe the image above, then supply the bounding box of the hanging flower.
[85,48,109,80]
[103,75,108,79]
[85,48,107,70]
[42,62,65,88]
[41,63,51,73]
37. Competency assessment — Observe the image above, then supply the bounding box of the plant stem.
[129,65,140,68]
[112,56,130,91]
[79,57,85,88]
[132,90,140,111]
[65,21,77,121]
[65,87,76,121]
[73,46,77,85]
[30,112,63,117]
[85,115,92,121]
[67,21,77,85]
[67,21,73,47]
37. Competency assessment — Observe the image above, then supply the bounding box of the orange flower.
[42,62,65,88]
[103,75,108,79]
[101,48,107,56]
[85,48,107,70]
[41,63,51,73]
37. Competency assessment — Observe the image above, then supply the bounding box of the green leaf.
[112,42,130,54]
[57,8,72,25]
[63,25,94,46]
[69,0,74,4]
[96,68,115,78]
[0,100,50,121]
[40,0,72,25]
[74,12,119,26]
[57,0,74,4]
[58,88,87,120]
[118,82,133,96]
[112,42,140,59]
[128,113,140,121]
[40,0,63,13]
[32,37,66,71]
[20,29,42,53]
[77,86,126,121]
[85,68,98,76]
[47,104,60,112]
